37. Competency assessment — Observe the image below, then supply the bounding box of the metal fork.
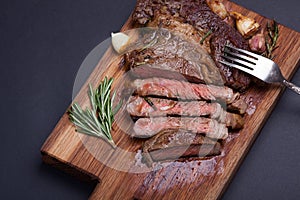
[219,45,300,94]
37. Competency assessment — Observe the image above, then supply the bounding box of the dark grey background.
[1,0,299,199]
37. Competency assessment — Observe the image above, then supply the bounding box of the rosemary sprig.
[69,77,121,148]
[200,30,213,44]
[263,20,279,59]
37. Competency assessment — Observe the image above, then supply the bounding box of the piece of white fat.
[111,32,130,54]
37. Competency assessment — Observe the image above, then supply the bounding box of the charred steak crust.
[142,129,221,165]
[132,0,251,91]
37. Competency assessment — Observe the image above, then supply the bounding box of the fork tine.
[222,54,255,69]
[225,45,259,59]
[224,48,257,64]
[218,59,254,75]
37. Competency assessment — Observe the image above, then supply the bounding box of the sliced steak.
[142,129,221,165]
[133,117,228,139]
[127,96,244,129]
[132,78,247,114]
[133,78,233,102]
[132,0,251,91]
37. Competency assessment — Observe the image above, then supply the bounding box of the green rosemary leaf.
[88,84,97,112]
[68,77,120,148]
[103,92,110,110]
[263,20,279,59]
[111,91,116,106]
[76,128,98,137]
[71,104,100,135]
[113,100,123,116]
[106,105,112,129]
[104,122,111,137]
[70,114,100,137]
[200,30,212,44]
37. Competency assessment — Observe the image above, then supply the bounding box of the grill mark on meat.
[127,96,244,129]
[132,0,251,91]
[133,117,228,139]
[142,129,221,165]
[132,78,247,114]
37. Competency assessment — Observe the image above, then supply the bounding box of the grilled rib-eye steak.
[132,0,251,91]
[133,117,228,139]
[142,129,221,165]
[121,0,255,164]
[127,96,244,129]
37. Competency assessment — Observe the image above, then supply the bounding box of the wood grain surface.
[41,1,300,199]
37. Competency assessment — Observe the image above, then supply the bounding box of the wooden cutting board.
[41,1,300,199]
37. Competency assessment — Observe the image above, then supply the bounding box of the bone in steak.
[132,0,251,91]
[147,13,212,53]
[123,28,222,85]
[124,48,213,84]
[142,129,221,165]
[125,50,218,85]
[133,117,228,139]
[127,96,244,129]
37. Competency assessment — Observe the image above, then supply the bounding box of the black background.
[1,0,299,199]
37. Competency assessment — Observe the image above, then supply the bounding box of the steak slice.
[127,96,244,129]
[142,129,221,165]
[132,0,251,91]
[133,117,228,139]
[132,78,247,114]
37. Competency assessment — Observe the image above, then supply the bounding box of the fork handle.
[283,80,300,94]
